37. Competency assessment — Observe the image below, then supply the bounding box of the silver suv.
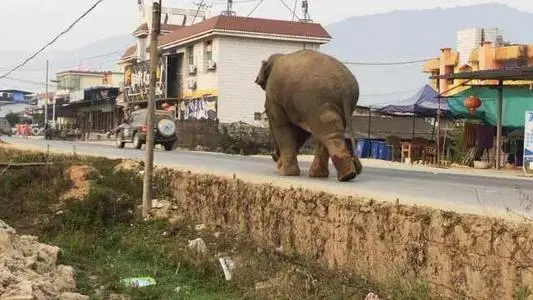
[115,108,178,151]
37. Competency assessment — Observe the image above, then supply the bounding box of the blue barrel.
[378,142,389,160]
[370,141,380,159]
[357,139,370,158]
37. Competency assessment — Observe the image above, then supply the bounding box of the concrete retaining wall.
[157,168,533,300]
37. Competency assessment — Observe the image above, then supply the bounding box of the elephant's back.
[278,50,356,89]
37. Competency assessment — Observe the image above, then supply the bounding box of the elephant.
[254,49,363,182]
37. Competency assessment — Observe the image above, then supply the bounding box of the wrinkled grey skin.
[254,49,363,182]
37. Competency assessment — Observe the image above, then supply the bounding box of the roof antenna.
[299,0,312,23]
[221,0,236,16]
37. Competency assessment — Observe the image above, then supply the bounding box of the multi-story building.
[117,12,331,125]
[422,28,533,129]
[423,28,533,94]
[51,70,123,136]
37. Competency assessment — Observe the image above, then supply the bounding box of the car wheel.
[133,132,143,149]
[163,141,175,151]
[115,132,125,148]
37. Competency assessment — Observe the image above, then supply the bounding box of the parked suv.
[115,108,178,151]
[0,117,12,136]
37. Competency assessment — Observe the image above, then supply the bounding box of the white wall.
[180,37,220,99]
[217,36,321,125]
[80,76,105,89]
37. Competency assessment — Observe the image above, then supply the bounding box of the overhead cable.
[247,0,264,17]
[343,59,430,66]
[0,0,105,80]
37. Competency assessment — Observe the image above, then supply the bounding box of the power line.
[0,0,105,80]
[247,0,264,17]
[192,0,206,24]
[2,76,48,87]
[279,0,300,20]
[343,58,430,66]
[0,49,125,72]
[361,87,421,98]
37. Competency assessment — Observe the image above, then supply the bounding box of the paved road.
[3,136,533,221]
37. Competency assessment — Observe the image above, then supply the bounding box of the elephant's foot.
[278,163,300,176]
[276,155,300,176]
[308,161,329,178]
[353,156,363,175]
[331,154,357,182]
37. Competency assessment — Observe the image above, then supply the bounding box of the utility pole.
[52,92,56,128]
[142,0,162,218]
[45,60,49,125]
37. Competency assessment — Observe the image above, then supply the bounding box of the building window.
[187,46,194,65]
[204,40,213,71]
[58,75,80,90]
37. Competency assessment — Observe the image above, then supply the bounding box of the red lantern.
[463,95,481,115]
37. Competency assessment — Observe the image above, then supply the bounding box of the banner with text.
[123,57,166,103]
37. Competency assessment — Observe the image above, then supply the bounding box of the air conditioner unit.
[207,60,217,71]
[187,79,197,90]
[188,65,197,75]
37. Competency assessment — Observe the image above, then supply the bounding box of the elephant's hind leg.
[312,107,357,182]
[309,142,329,178]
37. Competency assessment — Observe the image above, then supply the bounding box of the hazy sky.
[0,0,532,51]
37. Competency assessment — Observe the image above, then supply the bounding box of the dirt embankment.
[0,220,88,300]
[155,168,533,300]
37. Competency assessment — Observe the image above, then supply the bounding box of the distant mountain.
[0,34,133,92]
[2,3,533,106]
[322,3,533,106]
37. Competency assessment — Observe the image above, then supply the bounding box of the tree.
[4,113,20,127]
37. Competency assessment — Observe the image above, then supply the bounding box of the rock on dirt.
[0,219,88,300]
[113,160,143,174]
[60,165,100,201]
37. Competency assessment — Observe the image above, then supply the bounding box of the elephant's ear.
[255,59,271,90]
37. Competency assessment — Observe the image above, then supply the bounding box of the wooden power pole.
[142,0,162,218]
[45,60,49,125]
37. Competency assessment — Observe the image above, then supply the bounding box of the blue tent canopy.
[375,84,451,117]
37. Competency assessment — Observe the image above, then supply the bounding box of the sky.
[0,0,532,51]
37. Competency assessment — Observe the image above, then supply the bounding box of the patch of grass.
[45,221,242,300]
[40,167,244,299]
[514,286,532,300]
[386,279,430,300]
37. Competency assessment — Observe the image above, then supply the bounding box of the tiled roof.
[120,45,137,60]
[159,15,331,47]
[121,15,330,61]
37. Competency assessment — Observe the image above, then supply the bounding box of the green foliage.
[514,286,532,300]
[449,122,466,163]
[386,279,430,300]
[4,112,20,126]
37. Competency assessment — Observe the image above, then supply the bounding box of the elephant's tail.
[342,90,357,157]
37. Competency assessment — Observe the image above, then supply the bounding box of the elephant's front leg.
[271,124,301,176]
[309,142,329,178]
[266,105,301,176]
[271,125,309,164]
